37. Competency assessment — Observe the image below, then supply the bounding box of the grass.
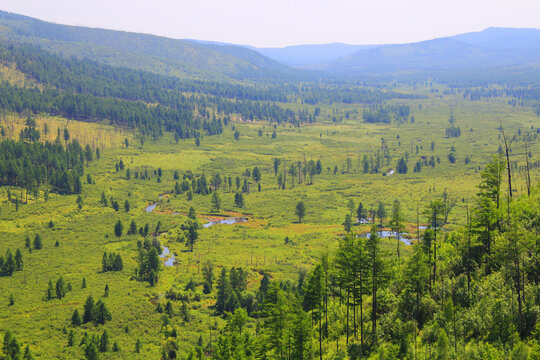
[0,89,539,358]
[0,112,134,149]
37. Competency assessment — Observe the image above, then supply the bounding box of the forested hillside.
[0,10,297,81]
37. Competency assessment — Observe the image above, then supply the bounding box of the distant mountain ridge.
[1,10,539,81]
[452,27,540,49]
[252,43,376,67]
[313,27,540,75]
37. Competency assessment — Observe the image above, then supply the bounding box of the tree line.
[0,136,91,195]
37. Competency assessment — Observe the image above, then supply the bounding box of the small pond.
[145,203,157,213]
[203,217,247,228]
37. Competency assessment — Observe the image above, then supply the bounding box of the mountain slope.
[0,10,297,81]
[316,28,540,75]
[452,27,540,49]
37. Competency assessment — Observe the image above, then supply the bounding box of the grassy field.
[0,112,134,149]
[0,90,539,359]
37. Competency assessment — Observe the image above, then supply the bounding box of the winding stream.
[361,230,412,245]
[160,246,175,267]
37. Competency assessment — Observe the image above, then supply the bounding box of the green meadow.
[0,89,539,359]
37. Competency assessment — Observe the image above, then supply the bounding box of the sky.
[1,0,540,47]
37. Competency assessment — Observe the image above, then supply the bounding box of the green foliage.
[396,157,408,174]
[137,245,161,285]
[296,200,306,223]
[0,138,87,194]
[211,192,221,212]
[114,220,123,237]
[101,252,123,272]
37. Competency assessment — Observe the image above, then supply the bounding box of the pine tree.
[211,192,221,213]
[94,300,112,325]
[296,201,306,223]
[76,195,83,210]
[46,280,54,300]
[14,249,23,271]
[303,264,325,360]
[128,220,137,235]
[181,301,191,322]
[84,342,99,360]
[56,276,67,299]
[376,201,386,226]
[67,329,75,346]
[343,214,353,233]
[234,192,244,208]
[71,309,82,326]
[216,268,235,314]
[291,305,313,360]
[2,249,15,276]
[366,226,386,345]
[83,295,95,323]
[357,202,366,220]
[347,199,356,216]
[202,261,214,294]
[396,157,408,174]
[165,301,174,318]
[114,220,123,237]
[33,234,43,250]
[98,330,109,352]
[135,338,142,353]
[188,207,197,220]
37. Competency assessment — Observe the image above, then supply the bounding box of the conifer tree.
[98,330,109,352]
[83,295,95,323]
[114,220,123,237]
[71,309,82,326]
[33,234,43,250]
[296,201,306,223]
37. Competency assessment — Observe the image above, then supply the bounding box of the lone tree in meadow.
[211,192,221,213]
[347,199,356,217]
[295,201,306,223]
[183,221,199,252]
[357,202,366,221]
[273,158,281,176]
[33,234,43,250]
[252,167,261,183]
[114,220,123,237]
[76,196,83,210]
[71,309,81,326]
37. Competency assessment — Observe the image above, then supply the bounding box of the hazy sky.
[2,0,540,47]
